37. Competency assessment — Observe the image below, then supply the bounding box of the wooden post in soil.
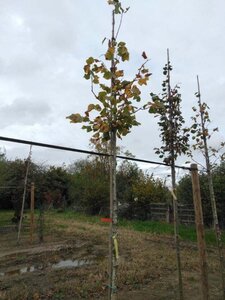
[191,164,209,300]
[30,182,35,243]
[196,76,225,297]
[17,145,32,244]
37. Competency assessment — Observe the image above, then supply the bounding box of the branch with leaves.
[67,45,150,143]
[150,66,189,164]
[190,77,225,167]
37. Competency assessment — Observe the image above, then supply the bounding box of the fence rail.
[149,203,195,225]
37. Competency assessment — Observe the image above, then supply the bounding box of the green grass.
[0,210,15,226]
[1,209,224,246]
[47,209,101,224]
[119,218,225,245]
[45,209,225,246]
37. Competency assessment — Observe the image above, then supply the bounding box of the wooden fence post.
[191,163,209,300]
[30,182,35,243]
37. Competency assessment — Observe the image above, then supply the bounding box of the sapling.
[190,75,225,297]
[67,1,151,298]
[150,49,189,300]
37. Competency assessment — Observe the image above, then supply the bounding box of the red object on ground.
[101,218,112,223]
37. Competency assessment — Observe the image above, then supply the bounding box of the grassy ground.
[0,209,224,299]
[46,209,223,245]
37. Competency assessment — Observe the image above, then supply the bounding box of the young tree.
[150,49,189,300]
[67,1,151,298]
[190,75,225,297]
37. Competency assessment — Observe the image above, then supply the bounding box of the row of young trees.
[66,1,224,298]
[1,0,223,298]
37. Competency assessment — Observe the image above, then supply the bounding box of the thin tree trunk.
[167,49,183,300]
[30,182,35,243]
[171,164,183,300]
[197,76,225,297]
[191,163,209,300]
[109,130,118,300]
[108,8,118,300]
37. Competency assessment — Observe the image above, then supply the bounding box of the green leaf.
[103,70,112,80]
[86,57,94,65]
[98,91,107,102]
[95,104,101,111]
[93,75,99,84]
[82,125,92,132]
[84,73,90,80]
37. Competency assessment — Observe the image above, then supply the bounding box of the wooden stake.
[191,164,209,300]
[17,145,32,244]
[30,182,35,243]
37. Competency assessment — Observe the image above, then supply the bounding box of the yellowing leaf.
[105,46,115,60]
[125,88,132,98]
[66,113,83,123]
[84,64,90,74]
[115,70,124,77]
[100,123,110,133]
[93,124,100,130]
[87,104,95,112]
[138,77,148,86]
[132,85,141,95]
[117,42,130,61]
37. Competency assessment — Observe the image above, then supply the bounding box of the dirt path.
[0,219,223,299]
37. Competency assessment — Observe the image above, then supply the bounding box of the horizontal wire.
[0,136,193,171]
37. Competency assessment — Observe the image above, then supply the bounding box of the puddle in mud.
[0,259,91,277]
[52,259,89,269]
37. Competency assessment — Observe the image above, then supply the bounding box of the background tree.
[68,158,109,215]
[190,76,225,295]
[117,158,169,220]
[67,1,151,297]
[42,166,70,210]
[177,161,225,227]
[150,50,189,300]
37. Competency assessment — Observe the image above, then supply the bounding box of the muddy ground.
[0,215,223,299]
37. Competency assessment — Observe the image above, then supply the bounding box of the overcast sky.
[0,0,224,177]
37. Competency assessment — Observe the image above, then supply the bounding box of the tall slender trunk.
[197,76,225,297]
[171,163,183,300]
[109,130,118,300]
[167,49,183,300]
[108,9,118,300]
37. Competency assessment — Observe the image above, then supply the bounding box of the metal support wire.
[0,136,192,171]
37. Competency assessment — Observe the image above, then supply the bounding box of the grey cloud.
[0,0,224,166]
[0,98,52,128]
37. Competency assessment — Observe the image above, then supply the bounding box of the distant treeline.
[0,151,225,226]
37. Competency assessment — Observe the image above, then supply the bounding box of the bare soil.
[0,217,223,299]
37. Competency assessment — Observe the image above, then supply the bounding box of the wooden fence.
[150,203,195,225]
